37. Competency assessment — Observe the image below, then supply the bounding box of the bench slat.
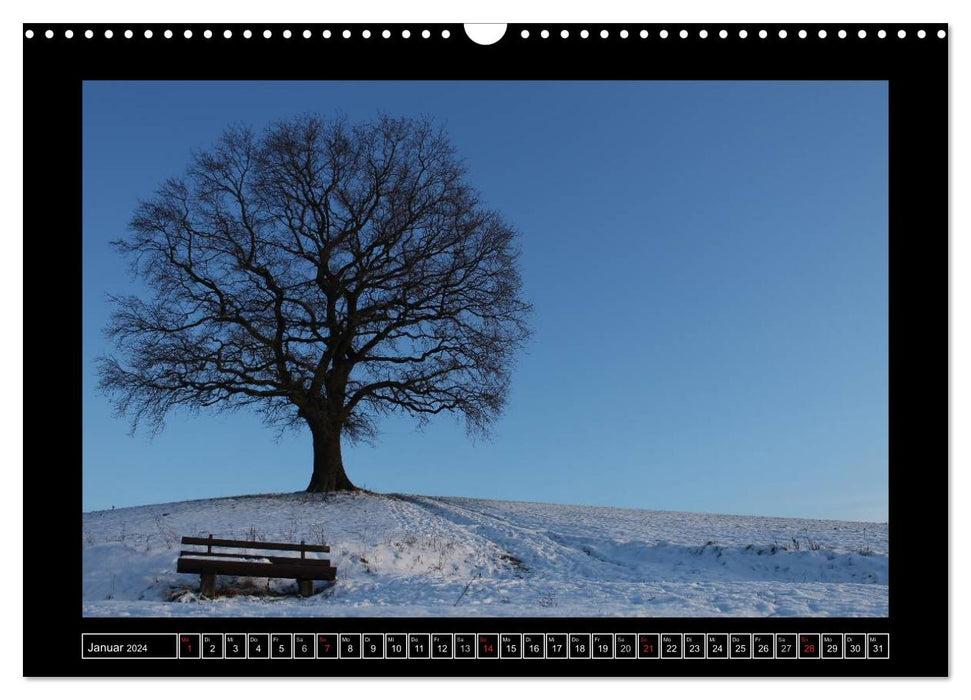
[181,535,330,553]
[179,551,331,567]
[176,557,337,581]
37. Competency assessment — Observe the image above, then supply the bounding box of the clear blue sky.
[82,81,888,521]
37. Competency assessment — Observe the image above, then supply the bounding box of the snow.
[82,491,888,617]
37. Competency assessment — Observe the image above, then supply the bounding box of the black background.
[23,22,947,677]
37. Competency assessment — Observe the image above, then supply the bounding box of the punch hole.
[464,24,506,45]
[85,29,93,39]
[938,29,946,38]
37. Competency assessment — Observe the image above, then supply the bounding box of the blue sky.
[82,81,888,520]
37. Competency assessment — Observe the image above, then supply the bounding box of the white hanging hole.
[362,29,371,39]
[620,29,629,39]
[858,29,867,39]
[342,29,351,39]
[164,29,173,39]
[401,29,410,39]
[421,29,430,39]
[778,29,787,39]
[64,29,74,39]
[560,29,569,39]
[600,29,608,39]
[640,29,649,39]
[184,30,192,39]
[660,29,668,39]
[838,29,847,39]
[699,29,708,39]
[679,29,688,39]
[105,29,113,39]
[441,29,450,39]
[126,29,134,39]
[938,29,946,38]
[580,29,589,39]
[759,29,767,39]
[263,29,272,39]
[382,29,391,39]
[282,29,291,38]
[719,29,727,39]
[917,29,927,38]
[25,29,34,39]
[877,29,886,39]
[739,29,748,39]
[798,29,807,39]
[520,29,529,39]
[45,29,53,38]
[898,29,907,39]
[541,29,549,39]
[223,29,232,39]
[203,29,211,39]
[145,29,154,39]
[818,29,827,39]
[323,30,331,39]
[464,24,506,45]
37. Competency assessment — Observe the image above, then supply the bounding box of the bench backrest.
[181,534,330,557]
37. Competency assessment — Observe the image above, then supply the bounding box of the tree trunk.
[305,421,357,492]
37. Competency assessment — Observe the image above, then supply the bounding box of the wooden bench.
[177,535,336,598]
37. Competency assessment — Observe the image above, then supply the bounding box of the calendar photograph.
[80,78,890,619]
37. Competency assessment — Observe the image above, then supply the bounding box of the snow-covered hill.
[82,491,888,617]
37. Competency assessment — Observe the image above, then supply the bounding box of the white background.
[5,0,966,697]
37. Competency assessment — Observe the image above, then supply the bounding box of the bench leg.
[298,579,314,597]
[200,573,216,598]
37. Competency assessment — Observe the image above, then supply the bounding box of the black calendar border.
[23,22,947,678]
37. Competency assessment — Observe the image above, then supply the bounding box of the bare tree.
[98,114,531,492]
